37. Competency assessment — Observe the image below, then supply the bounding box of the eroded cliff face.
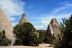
[47,18,61,38]
[0,9,15,45]
[19,14,29,25]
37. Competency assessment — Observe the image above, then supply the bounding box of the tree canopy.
[54,15,72,48]
[0,30,11,46]
[13,23,39,46]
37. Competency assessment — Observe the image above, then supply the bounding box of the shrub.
[0,30,11,46]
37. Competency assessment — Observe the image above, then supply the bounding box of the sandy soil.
[0,44,54,48]
[0,46,53,48]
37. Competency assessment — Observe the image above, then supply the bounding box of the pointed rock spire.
[19,13,29,25]
[47,18,61,38]
[0,9,15,45]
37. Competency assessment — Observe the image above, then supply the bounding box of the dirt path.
[0,46,53,48]
[0,44,54,48]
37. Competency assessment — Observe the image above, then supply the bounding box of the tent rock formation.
[0,9,15,45]
[19,14,29,25]
[47,18,61,38]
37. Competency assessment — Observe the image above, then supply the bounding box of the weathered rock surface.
[0,9,15,45]
[19,14,29,25]
[47,18,61,38]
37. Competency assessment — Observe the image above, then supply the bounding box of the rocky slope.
[47,18,61,38]
[0,9,15,45]
[19,14,29,25]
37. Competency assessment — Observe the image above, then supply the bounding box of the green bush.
[54,15,72,48]
[13,23,39,46]
[0,30,11,46]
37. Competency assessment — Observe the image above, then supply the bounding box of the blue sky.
[0,0,72,30]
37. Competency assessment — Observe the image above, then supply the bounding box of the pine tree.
[54,15,72,48]
[13,23,39,46]
[61,15,72,48]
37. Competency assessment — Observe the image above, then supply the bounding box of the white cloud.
[0,0,25,26]
[40,13,71,25]
[0,0,25,17]
[65,3,72,6]
[41,3,72,26]
[34,25,44,30]
[41,16,55,24]
[51,7,66,15]
[11,22,18,26]
[8,17,16,21]
[33,3,72,30]
[51,3,72,15]
[31,3,72,30]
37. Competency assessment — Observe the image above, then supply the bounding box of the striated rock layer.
[0,9,15,45]
[47,18,61,38]
[19,14,29,25]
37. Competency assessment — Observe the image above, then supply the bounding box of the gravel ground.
[0,44,54,48]
[0,46,53,48]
